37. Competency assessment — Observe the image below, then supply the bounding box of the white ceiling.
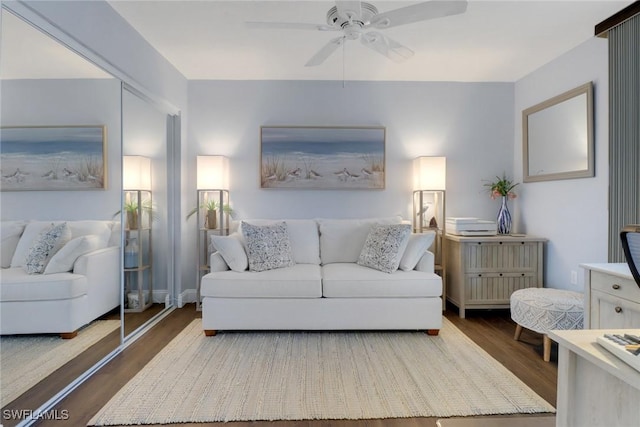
[107,0,632,82]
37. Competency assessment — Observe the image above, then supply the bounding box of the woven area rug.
[89,318,554,425]
[1,320,120,406]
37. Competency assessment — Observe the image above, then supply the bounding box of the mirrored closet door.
[0,7,122,425]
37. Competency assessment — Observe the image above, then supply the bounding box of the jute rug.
[89,318,554,425]
[1,320,120,406]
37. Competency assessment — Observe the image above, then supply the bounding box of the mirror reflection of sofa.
[1,220,120,338]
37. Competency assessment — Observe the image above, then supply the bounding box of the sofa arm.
[209,252,230,272]
[73,246,120,316]
[73,246,119,276]
[414,250,435,273]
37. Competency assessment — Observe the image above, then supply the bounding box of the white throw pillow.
[236,219,320,265]
[357,223,411,273]
[23,223,72,274]
[399,232,436,271]
[210,233,248,272]
[1,221,26,268]
[44,234,104,274]
[241,221,295,272]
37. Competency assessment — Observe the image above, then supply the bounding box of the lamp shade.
[413,156,446,190]
[123,156,151,190]
[197,155,229,190]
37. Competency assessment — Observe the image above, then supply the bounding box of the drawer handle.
[612,284,621,290]
[499,273,503,276]
[615,306,623,314]
[499,241,503,245]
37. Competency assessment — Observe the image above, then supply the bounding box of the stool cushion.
[510,288,583,334]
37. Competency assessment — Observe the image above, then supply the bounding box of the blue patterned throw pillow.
[357,223,412,273]
[24,222,71,274]
[241,221,295,272]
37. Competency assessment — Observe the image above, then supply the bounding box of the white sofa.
[201,217,443,336]
[1,220,120,338]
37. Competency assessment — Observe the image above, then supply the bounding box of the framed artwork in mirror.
[260,126,385,190]
[0,125,107,191]
[522,82,594,183]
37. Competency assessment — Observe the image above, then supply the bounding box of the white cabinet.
[582,263,640,328]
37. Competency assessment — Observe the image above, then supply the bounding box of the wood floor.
[32,304,557,427]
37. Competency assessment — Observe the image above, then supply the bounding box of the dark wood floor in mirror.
[34,304,557,427]
[0,305,163,427]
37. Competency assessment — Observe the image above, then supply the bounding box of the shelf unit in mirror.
[123,189,153,312]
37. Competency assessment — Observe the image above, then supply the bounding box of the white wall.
[1,79,122,220]
[514,37,610,291]
[184,80,514,291]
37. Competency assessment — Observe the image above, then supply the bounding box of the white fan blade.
[369,0,468,29]
[336,1,362,22]
[245,22,336,31]
[305,37,345,67]
[361,32,414,62]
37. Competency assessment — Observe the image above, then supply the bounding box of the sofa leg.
[426,329,439,336]
[60,331,78,339]
[204,329,217,337]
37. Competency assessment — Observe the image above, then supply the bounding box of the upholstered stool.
[510,288,584,362]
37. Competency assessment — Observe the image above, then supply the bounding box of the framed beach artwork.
[260,126,385,190]
[0,125,107,191]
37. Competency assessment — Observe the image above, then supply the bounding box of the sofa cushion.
[318,216,403,264]
[322,263,442,298]
[201,264,322,298]
[242,221,295,272]
[0,267,88,302]
[1,220,26,268]
[10,220,113,267]
[24,223,72,274]
[357,224,411,273]
[44,234,105,274]
[399,232,436,271]
[236,219,320,265]
[210,233,248,272]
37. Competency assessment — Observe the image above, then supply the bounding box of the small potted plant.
[187,201,234,230]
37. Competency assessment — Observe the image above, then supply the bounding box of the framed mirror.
[522,82,594,182]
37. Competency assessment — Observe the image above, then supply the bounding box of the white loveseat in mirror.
[1,220,120,338]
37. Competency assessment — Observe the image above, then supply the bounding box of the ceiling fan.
[246,1,468,66]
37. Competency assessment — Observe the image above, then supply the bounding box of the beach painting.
[261,126,385,190]
[0,126,107,191]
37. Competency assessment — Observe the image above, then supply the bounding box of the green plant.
[484,173,518,200]
[186,201,234,220]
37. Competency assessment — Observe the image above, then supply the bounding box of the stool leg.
[543,335,551,362]
[514,324,523,341]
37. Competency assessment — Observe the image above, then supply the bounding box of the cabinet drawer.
[591,290,640,329]
[591,271,640,301]
[464,242,539,272]
[465,274,539,303]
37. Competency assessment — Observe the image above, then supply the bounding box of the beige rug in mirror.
[1,320,120,406]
